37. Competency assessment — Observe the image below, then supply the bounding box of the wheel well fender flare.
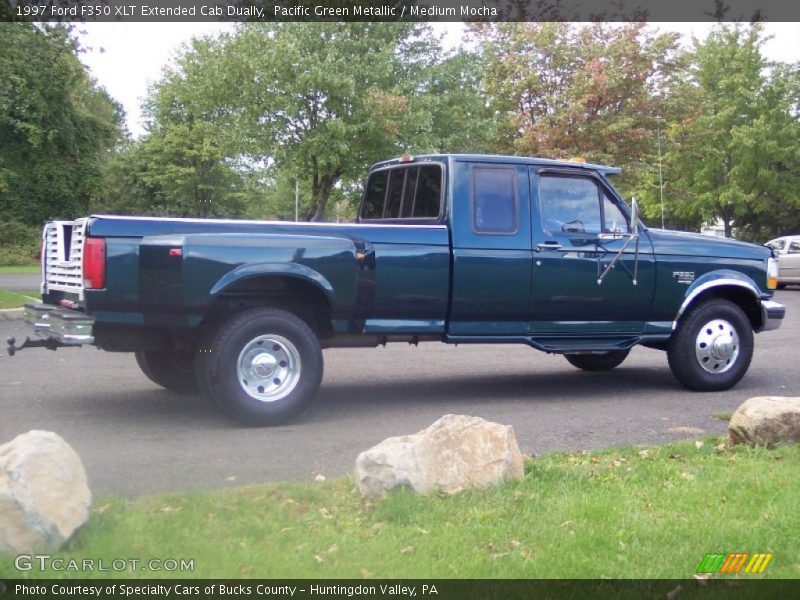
[673,271,763,330]
[209,262,335,306]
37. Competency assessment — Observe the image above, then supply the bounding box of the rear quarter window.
[360,164,443,222]
[471,167,518,234]
[361,171,388,219]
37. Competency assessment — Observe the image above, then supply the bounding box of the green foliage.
[95,34,255,219]
[6,22,796,236]
[645,25,800,238]
[403,49,500,155]
[472,23,684,191]
[222,23,435,220]
[0,220,40,265]
[0,23,122,226]
[96,128,250,218]
[122,23,495,221]
[471,22,800,239]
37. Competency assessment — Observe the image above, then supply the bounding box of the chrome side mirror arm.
[597,197,640,286]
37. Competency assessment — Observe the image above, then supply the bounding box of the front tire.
[565,350,630,371]
[135,350,199,394]
[195,307,323,426]
[667,299,753,391]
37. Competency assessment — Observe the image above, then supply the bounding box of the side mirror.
[598,196,642,286]
[630,196,639,232]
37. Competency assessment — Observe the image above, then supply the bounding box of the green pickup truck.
[10,154,785,425]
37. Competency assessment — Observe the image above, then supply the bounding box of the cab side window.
[603,191,628,234]
[789,242,800,254]
[539,175,628,236]
[539,176,601,236]
[472,167,518,234]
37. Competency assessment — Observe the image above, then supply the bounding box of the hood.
[645,228,771,261]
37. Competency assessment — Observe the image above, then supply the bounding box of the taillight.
[83,237,106,289]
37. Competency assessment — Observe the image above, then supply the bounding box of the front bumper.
[23,302,95,344]
[759,299,785,332]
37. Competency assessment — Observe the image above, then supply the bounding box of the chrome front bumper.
[760,299,785,332]
[24,303,95,345]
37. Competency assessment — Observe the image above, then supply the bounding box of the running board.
[446,335,640,353]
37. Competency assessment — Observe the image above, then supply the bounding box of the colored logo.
[696,552,772,575]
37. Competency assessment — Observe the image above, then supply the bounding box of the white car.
[766,236,800,288]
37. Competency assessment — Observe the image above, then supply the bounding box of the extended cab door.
[448,159,532,335]
[529,168,655,335]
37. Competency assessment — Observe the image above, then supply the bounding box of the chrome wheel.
[668,299,753,392]
[237,334,301,402]
[694,318,740,374]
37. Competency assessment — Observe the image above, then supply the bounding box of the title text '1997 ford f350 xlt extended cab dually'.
[9,154,785,425]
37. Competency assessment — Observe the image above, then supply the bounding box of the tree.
[210,23,493,221]
[104,24,497,221]
[0,22,122,225]
[736,62,800,239]
[215,23,408,220]
[96,127,251,218]
[472,22,683,183]
[99,34,256,218]
[655,25,800,239]
[403,50,500,155]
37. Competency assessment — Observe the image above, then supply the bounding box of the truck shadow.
[24,366,772,429]
[303,366,688,425]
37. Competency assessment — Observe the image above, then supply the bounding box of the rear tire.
[565,350,630,371]
[195,307,323,426]
[667,299,753,391]
[135,350,199,394]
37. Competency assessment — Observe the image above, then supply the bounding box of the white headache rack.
[43,218,87,300]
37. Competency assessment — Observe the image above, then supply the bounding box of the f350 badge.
[673,271,696,284]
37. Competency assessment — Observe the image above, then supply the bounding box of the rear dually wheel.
[195,307,323,426]
[135,350,199,394]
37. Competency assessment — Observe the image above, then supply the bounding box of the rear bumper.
[24,302,95,345]
[759,299,785,332]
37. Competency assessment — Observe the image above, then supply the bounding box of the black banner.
[3,580,800,600]
[3,0,800,23]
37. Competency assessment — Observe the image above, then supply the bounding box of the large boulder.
[355,414,525,498]
[0,431,91,553]
[729,396,800,447]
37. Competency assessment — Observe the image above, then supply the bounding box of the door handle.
[536,241,562,251]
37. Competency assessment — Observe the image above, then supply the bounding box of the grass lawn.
[0,265,39,274]
[1,437,797,580]
[0,289,38,309]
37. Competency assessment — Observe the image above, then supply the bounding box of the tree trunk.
[723,219,733,239]
[305,169,342,222]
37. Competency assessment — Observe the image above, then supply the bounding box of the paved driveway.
[0,272,39,291]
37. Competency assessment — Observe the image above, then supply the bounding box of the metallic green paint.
[75,155,780,351]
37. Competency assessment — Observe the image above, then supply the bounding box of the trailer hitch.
[5,336,61,356]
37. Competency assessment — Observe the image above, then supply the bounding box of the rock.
[728,396,800,447]
[0,431,91,553]
[355,414,524,497]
